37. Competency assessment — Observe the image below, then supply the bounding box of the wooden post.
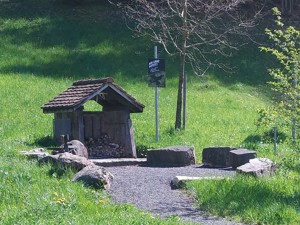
[183,71,187,129]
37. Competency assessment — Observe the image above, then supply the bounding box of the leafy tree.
[112,0,263,129]
[259,7,300,142]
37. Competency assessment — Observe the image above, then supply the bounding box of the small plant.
[279,152,300,173]
[136,144,153,158]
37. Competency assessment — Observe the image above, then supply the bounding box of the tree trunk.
[282,0,294,15]
[175,53,185,129]
[175,0,188,130]
[183,71,187,129]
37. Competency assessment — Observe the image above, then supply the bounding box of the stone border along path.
[107,165,244,225]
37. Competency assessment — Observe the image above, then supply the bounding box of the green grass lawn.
[1,1,300,224]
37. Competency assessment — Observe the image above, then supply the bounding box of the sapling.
[259,7,300,143]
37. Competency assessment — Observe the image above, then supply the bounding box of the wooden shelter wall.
[102,110,135,157]
[83,112,104,139]
[83,110,129,143]
[53,109,136,157]
[54,111,84,143]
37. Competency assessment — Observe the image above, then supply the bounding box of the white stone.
[171,175,226,189]
[91,158,146,167]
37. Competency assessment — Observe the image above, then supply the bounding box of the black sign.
[148,58,166,87]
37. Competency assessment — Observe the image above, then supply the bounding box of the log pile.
[84,134,127,158]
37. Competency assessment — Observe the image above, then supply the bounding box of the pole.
[154,46,159,141]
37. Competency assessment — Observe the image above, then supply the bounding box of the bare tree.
[112,0,263,129]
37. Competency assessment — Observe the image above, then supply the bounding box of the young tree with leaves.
[260,7,300,142]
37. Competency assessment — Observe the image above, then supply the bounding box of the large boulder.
[72,165,114,190]
[39,152,94,171]
[147,146,196,167]
[202,146,237,167]
[58,140,89,159]
[236,158,276,177]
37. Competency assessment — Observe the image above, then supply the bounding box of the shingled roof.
[42,77,144,113]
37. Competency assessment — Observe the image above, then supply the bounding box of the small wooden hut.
[41,77,145,158]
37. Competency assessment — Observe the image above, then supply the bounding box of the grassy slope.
[0,1,182,224]
[1,1,299,224]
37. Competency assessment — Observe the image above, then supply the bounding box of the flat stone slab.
[90,158,147,167]
[147,146,196,167]
[171,175,226,189]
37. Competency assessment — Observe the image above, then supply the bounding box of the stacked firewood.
[84,134,127,158]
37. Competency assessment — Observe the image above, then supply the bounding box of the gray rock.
[229,149,256,169]
[39,152,94,171]
[147,146,196,167]
[57,152,94,171]
[72,165,114,190]
[236,158,276,177]
[202,146,237,167]
[59,140,89,159]
[38,154,59,164]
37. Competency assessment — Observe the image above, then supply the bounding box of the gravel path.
[107,165,243,225]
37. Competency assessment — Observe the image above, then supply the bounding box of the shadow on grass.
[48,167,68,179]
[0,0,274,86]
[241,134,263,149]
[47,165,77,180]
[33,135,57,148]
[0,0,156,80]
[210,44,275,86]
[242,129,288,150]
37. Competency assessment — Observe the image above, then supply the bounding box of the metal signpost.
[148,46,165,141]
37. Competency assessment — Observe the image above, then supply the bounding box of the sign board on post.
[148,58,166,87]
